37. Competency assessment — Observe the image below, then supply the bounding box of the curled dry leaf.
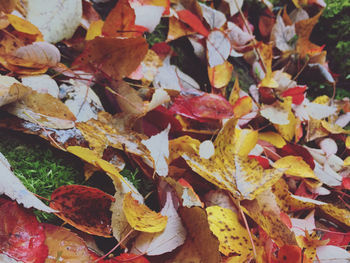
[7,42,60,68]
[43,224,92,263]
[123,192,168,233]
[0,76,31,107]
[50,185,115,237]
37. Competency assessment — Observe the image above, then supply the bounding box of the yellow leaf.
[273,156,318,180]
[258,131,286,148]
[346,136,350,149]
[206,206,252,257]
[258,42,278,88]
[232,96,253,119]
[274,99,297,141]
[228,76,240,106]
[86,20,104,40]
[67,146,99,164]
[321,120,350,135]
[313,95,330,105]
[272,179,316,212]
[296,232,328,263]
[344,156,350,166]
[7,14,43,41]
[320,203,350,227]
[208,61,233,89]
[123,192,167,232]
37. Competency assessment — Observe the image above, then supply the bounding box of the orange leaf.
[177,10,209,37]
[277,245,302,263]
[7,14,43,41]
[73,36,148,80]
[102,0,142,38]
[50,185,115,237]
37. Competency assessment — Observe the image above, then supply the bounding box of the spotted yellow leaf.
[206,206,252,257]
[320,203,350,227]
[123,192,167,232]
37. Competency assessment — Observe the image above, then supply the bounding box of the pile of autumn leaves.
[0,0,350,262]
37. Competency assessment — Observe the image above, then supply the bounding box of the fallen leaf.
[7,14,43,41]
[132,192,186,255]
[176,9,209,37]
[141,124,170,176]
[179,207,221,263]
[26,0,82,43]
[73,36,148,80]
[208,61,233,89]
[206,30,231,67]
[43,224,92,263]
[5,90,76,129]
[0,199,48,263]
[123,192,167,233]
[272,156,318,179]
[258,131,286,148]
[316,245,350,263]
[50,185,115,237]
[0,77,31,107]
[207,206,253,257]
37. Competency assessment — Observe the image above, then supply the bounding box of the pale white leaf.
[199,140,215,159]
[142,124,170,176]
[260,105,290,125]
[204,190,238,213]
[305,101,337,120]
[12,42,60,67]
[0,152,56,213]
[26,0,82,43]
[61,80,104,122]
[314,161,342,186]
[270,15,296,52]
[21,74,59,98]
[336,112,350,128]
[291,210,315,236]
[309,63,335,83]
[199,3,226,29]
[207,30,231,67]
[0,76,30,107]
[290,194,326,205]
[132,193,186,255]
[224,0,244,16]
[320,138,338,157]
[154,57,200,93]
[227,22,253,51]
[182,188,202,207]
[148,88,170,112]
[289,8,309,23]
[134,5,164,33]
[315,245,350,263]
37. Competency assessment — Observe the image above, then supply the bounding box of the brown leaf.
[0,77,31,107]
[0,0,18,13]
[73,36,148,80]
[179,207,221,263]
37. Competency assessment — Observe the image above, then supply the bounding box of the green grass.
[0,129,84,222]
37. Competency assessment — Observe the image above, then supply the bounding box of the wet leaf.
[0,199,48,263]
[50,185,115,237]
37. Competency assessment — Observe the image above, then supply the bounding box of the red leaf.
[170,94,233,121]
[342,177,350,190]
[277,143,315,170]
[177,10,209,37]
[259,87,276,104]
[248,155,270,169]
[281,86,307,105]
[50,185,115,237]
[0,199,48,263]
[277,245,302,263]
[321,227,350,247]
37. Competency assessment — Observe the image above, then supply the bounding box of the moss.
[0,129,84,222]
[145,18,168,46]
